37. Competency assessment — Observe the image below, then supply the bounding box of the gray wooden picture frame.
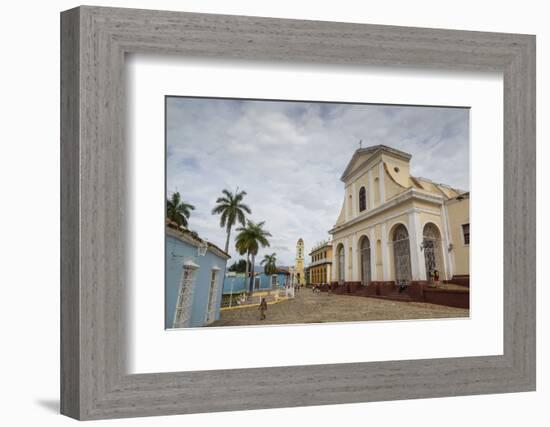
[60,5,536,420]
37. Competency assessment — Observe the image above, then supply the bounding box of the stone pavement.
[209,287,469,327]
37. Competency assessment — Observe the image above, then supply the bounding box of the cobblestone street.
[209,288,469,327]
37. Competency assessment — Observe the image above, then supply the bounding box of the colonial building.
[165,222,230,329]
[329,145,469,291]
[308,240,333,286]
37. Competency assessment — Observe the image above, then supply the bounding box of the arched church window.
[337,244,345,282]
[392,224,412,286]
[423,223,445,282]
[359,186,366,212]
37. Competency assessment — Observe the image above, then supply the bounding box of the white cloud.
[167,97,469,266]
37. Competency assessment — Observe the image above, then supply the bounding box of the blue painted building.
[223,268,290,295]
[165,224,230,329]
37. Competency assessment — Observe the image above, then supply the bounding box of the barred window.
[173,265,197,328]
[359,186,366,212]
[462,223,470,245]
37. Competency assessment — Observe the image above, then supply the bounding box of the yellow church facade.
[329,145,470,291]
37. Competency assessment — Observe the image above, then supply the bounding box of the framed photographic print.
[61,6,535,420]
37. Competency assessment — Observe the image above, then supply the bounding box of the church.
[329,144,470,294]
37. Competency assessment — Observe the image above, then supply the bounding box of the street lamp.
[197,240,208,257]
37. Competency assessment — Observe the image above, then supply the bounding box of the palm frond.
[236,210,246,226]
[222,189,233,200]
[170,192,181,206]
[215,197,230,205]
[239,203,252,215]
[166,192,194,227]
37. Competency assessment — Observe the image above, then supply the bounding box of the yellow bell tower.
[295,238,305,286]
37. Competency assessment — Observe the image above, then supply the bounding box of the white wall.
[0,0,547,426]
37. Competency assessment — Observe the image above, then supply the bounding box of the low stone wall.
[374,282,396,296]
[330,281,361,294]
[444,274,470,287]
[408,281,428,299]
[423,287,470,309]
[326,281,469,309]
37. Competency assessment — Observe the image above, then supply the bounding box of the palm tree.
[235,220,271,294]
[211,188,252,253]
[261,253,277,276]
[166,192,195,227]
[235,239,251,293]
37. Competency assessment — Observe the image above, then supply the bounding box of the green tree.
[166,192,195,227]
[260,253,277,276]
[228,259,248,273]
[235,220,271,294]
[212,188,252,253]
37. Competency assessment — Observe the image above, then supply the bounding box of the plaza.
[209,286,468,327]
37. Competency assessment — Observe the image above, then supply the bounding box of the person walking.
[259,297,268,320]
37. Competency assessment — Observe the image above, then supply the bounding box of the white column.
[351,234,359,281]
[440,231,450,281]
[378,162,386,204]
[331,241,338,282]
[441,204,454,279]
[345,237,351,281]
[369,227,377,281]
[351,182,357,218]
[408,212,426,281]
[368,169,375,208]
[381,223,390,281]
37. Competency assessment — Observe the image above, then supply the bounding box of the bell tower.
[295,238,305,286]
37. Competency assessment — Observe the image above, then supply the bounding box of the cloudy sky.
[166,97,469,266]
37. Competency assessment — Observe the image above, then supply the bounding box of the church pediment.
[340,145,411,182]
[340,146,380,182]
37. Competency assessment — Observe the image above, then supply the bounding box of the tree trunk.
[244,252,250,294]
[249,253,256,294]
[224,225,232,254]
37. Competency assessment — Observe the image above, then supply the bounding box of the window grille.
[359,187,367,212]
[360,236,371,285]
[205,269,219,324]
[392,225,411,286]
[462,223,470,245]
[423,223,443,282]
[173,262,198,328]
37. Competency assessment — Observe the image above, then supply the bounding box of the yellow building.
[308,241,333,286]
[329,145,470,288]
